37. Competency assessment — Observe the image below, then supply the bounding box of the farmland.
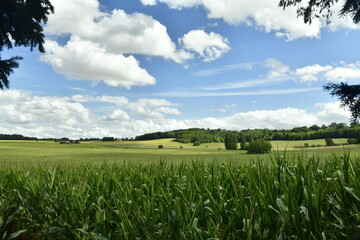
[1,139,360,239]
[0,138,358,165]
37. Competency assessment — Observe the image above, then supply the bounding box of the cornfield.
[1,152,360,239]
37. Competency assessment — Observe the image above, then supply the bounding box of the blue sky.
[1,0,359,138]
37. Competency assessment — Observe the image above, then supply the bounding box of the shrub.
[325,138,335,146]
[102,137,115,141]
[247,139,272,154]
[304,143,309,148]
[59,141,69,144]
[180,146,183,149]
[193,141,201,146]
[347,138,360,145]
[158,145,163,148]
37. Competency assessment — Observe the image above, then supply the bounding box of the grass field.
[1,139,360,239]
[0,138,359,165]
[1,152,360,239]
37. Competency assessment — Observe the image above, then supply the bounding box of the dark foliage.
[102,137,116,141]
[0,0,54,88]
[324,82,360,124]
[224,132,238,150]
[325,138,336,146]
[279,0,360,24]
[0,134,37,140]
[279,1,360,125]
[247,139,272,154]
[135,123,360,144]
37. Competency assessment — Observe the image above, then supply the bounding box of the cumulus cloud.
[142,0,360,40]
[295,62,360,83]
[179,30,230,61]
[0,90,350,138]
[70,95,181,119]
[326,1,360,31]
[104,109,130,121]
[325,67,360,82]
[141,0,321,40]
[41,37,156,89]
[46,0,191,63]
[295,64,333,83]
[42,0,206,89]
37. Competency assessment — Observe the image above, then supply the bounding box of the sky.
[1,0,359,139]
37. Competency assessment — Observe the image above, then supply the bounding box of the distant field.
[0,138,359,165]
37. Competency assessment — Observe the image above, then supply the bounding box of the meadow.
[0,138,358,165]
[1,139,360,239]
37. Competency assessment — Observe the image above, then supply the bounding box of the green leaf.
[8,229,27,240]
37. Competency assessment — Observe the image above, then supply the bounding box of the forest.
[135,122,360,144]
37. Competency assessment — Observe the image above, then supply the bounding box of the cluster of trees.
[135,122,360,144]
[224,132,272,154]
[0,134,37,140]
[135,128,227,144]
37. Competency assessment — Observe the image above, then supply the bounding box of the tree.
[224,132,238,150]
[324,83,360,124]
[247,139,272,154]
[0,0,54,89]
[279,1,360,125]
[279,0,360,24]
[238,134,247,150]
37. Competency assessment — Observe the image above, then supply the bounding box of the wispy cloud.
[155,87,321,98]
[192,62,255,76]
[66,86,95,93]
[201,77,288,91]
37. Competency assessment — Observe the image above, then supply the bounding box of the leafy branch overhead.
[279,0,360,124]
[324,82,360,123]
[279,0,360,24]
[0,0,54,89]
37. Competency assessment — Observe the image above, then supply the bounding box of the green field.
[1,139,360,239]
[0,138,359,165]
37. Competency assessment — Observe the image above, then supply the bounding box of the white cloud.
[155,107,182,115]
[327,1,360,31]
[104,109,130,121]
[143,0,360,40]
[179,30,230,61]
[71,94,181,119]
[0,90,350,138]
[41,37,156,89]
[202,78,285,91]
[325,67,360,82]
[295,64,333,83]
[131,98,179,108]
[142,0,321,40]
[140,0,201,9]
[295,62,360,83]
[71,95,129,106]
[193,62,254,76]
[315,101,352,124]
[265,58,290,78]
[46,0,192,63]
[155,87,320,97]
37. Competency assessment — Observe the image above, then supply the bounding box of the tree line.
[135,122,360,144]
[0,134,37,140]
